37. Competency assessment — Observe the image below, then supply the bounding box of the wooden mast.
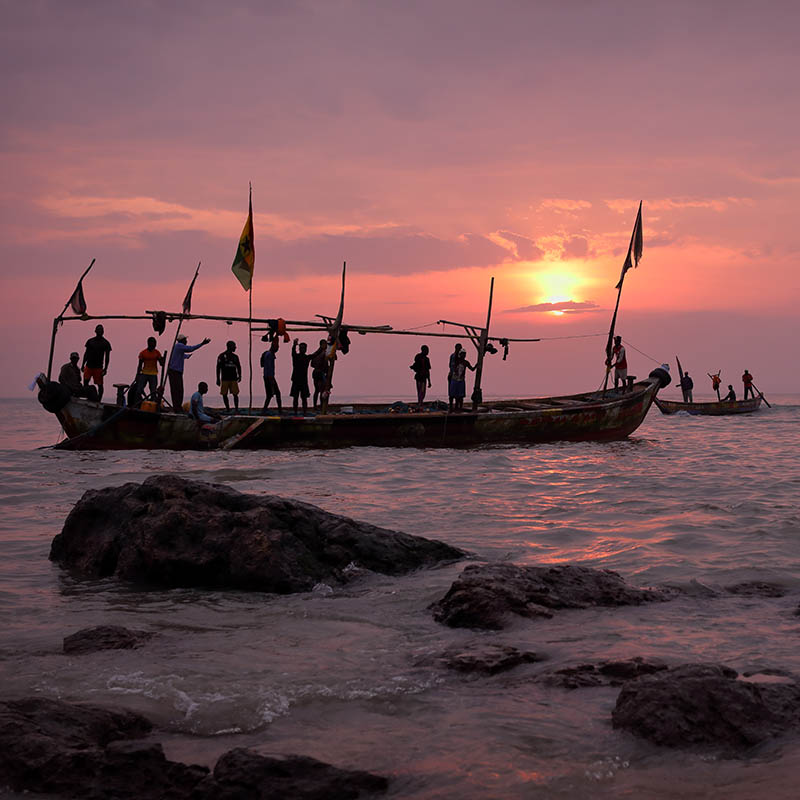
[320,262,346,414]
[603,201,642,395]
[471,277,494,410]
[47,258,95,381]
[157,262,200,408]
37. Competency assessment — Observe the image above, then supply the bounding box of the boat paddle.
[752,384,772,408]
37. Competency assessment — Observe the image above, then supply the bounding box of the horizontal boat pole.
[57,312,541,343]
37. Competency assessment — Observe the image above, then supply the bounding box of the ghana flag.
[231,187,255,291]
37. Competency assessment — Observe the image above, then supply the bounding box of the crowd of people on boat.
[55,325,492,420]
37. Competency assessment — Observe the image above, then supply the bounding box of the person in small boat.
[680,371,694,403]
[216,340,242,411]
[132,337,164,406]
[167,334,211,411]
[290,339,313,415]
[260,338,282,414]
[410,345,432,410]
[82,324,112,401]
[310,338,328,409]
[722,384,736,402]
[448,349,475,412]
[708,371,722,400]
[611,335,627,391]
[742,370,755,399]
[189,382,218,424]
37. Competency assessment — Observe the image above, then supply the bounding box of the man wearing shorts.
[82,324,111,401]
[260,339,282,414]
[216,340,242,411]
[611,335,627,391]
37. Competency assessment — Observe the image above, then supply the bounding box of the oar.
[752,384,771,408]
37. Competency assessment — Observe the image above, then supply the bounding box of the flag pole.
[320,262,346,415]
[159,261,200,409]
[47,258,95,381]
[602,201,642,395]
[248,283,253,414]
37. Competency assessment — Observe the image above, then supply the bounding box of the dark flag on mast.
[615,201,643,289]
[182,263,201,314]
[67,280,87,316]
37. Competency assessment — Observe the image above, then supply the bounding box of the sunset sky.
[2,0,799,400]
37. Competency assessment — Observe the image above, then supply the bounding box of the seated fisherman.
[58,352,97,400]
[189,382,218,424]
[721,384,736,402]
[58,352,83,395]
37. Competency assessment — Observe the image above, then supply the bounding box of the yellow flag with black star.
[231,187,255,291]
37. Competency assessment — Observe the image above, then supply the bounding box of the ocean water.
[1,395,800,798]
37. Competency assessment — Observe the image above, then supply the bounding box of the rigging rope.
[623,340,664,366]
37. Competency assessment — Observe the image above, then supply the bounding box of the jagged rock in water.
[0,699,389,798]
[429,562,668,630]
[63,625,154,655]
[0,696,206,798]
[612,663,800,751]
[437,643,542,675]
[535,657,668,689]
[50,475,465,592]
[192,747,388,799]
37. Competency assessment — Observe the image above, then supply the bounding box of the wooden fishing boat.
[40,204,660,451]
[41,370,669,451]
[654,396,763,416]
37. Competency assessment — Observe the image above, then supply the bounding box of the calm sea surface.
[1,395,799,798]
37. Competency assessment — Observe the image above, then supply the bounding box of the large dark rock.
[430,563,667,630]
[50,476,465,592]
[0,696,207,798]
[192,747,388,799]
[612,663,800,751]
[64,625,154,655]
[0,699,388,798]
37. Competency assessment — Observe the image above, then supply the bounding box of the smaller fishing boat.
[654,396,763,416]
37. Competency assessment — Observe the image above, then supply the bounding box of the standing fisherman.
[610,335,627,391]
[680,371,694,403]
[310,338,328,410]
[410,345,432,410]
[260,339,282,414]
[708,371,722,401]
[216,340,242,411]
[82,324,112,401]
[742,370,755,400]
[167,334,211,411]
[290,339,312,416]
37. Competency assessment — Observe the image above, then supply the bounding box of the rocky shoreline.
[8,476,798,797]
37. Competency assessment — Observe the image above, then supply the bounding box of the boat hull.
[52,379,662,451]
[654,397,763,416]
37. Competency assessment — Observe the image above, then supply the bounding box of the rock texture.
[50,476,465,592]
[0,697,388,798]
[724,581,787,598]
[0,696,205,798]
[437,643,542,675]
[612,663,800,751]
[535,657,667,689]
[430,563,667,630]
[192,747,388,799]
[63,625,154,655]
